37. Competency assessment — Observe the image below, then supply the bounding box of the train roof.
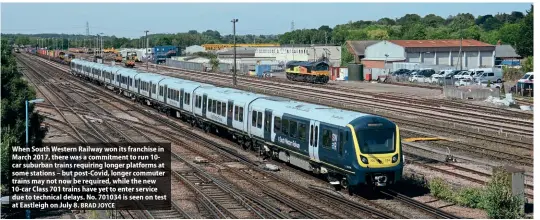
[200,86,266,104]
[134,71,168,82]
[252,97,369,126]
[286,61,329,67]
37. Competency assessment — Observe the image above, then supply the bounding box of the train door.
[202,94,207,118]
[137,79,141,95]
[227,100,233,127]
[180,89,184,109]
[309,120,320,162]
[163,85,167,103]
[264,109,272,140]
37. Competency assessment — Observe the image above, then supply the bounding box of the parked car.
[418,69,436,77]
[409,74,432,83]
[455,78,473,87]
[472,68,503,83]
[391,69,410,76]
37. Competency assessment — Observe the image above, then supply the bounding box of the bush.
[483,170,524,219]
[522,56,533,73]
[455,187,486,209]
[428,170,524,218]
[428,178,454,201]
[503,67,523,81]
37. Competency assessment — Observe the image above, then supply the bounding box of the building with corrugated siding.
[346,40,380,63]
[254,45,341,67]
[361,39,496,70]
[185,45,206,55]
[495,44,521,66]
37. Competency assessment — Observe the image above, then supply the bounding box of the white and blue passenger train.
[70,59,404,189]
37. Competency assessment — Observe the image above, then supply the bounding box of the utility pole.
[144,30,149,70]
[231,19,238,86]
[325,31,328,46]
[459,38,463,71]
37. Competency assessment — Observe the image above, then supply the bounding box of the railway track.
[131,64,533,144]
[18,54,192,219]
[151,63,533,126]
[380,189,461,219]
[26,53,489,218]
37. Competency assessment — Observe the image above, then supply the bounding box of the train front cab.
[345,116,403,188]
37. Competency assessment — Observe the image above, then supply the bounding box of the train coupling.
[373,175,388,187]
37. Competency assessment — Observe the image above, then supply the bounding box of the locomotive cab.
[346,116,403,187]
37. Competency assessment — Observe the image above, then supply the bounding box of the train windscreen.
[355,128,395,154]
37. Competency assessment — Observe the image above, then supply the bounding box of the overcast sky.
[1,3,532,38]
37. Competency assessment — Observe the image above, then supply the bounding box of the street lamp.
[25,98,44,219]
[231,19,238,86]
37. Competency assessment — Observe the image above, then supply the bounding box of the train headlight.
[361,155,369,164]
[392,154,399,163]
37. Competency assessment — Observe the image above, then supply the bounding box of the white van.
[475,68,504,83]
[518,72,534,84]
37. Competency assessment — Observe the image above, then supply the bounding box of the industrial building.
[216,47,257,59]
[254,44,341,67]
[185,45,206,55]
[360,39,496,69]
[345,40,380,63]
[495,44,521,66]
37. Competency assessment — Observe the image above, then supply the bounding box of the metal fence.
[388,75,461,87]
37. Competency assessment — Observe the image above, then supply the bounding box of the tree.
[423,14,445,28]
[402,23,426,40]
[515,5,533,57]
[482,17,503,31]
[377,17,396,26]
[318,25,332,33]
[396,14,422,25]
[367,29,389,40]
[522,56,533,73]
[1,40,45,184]
[498,23,520,46]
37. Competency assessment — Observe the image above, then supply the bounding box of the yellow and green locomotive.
[285,61,330,84]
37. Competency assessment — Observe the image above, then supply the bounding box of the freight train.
[286,61,330,84]
[30,51,404,191]
[33,49,75,65]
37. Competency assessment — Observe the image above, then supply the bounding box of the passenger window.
[213,100,217,113]
[289,121,297,138]
[322,129,331,149]
[217,101,221,114]
[208,99,212,110]
[159,86,163,96]
[221,103,226,116]
[282,119,289,135]
[227,104,232,118]
[252,111,257,127]
[488,73,494,76]
[339,132,344,156]
[199,97,202,107]
[234,106,239,121]
[274,117,281,132]
[257,112,262,128]
[239,107,244,122]
[298,123,306,140]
